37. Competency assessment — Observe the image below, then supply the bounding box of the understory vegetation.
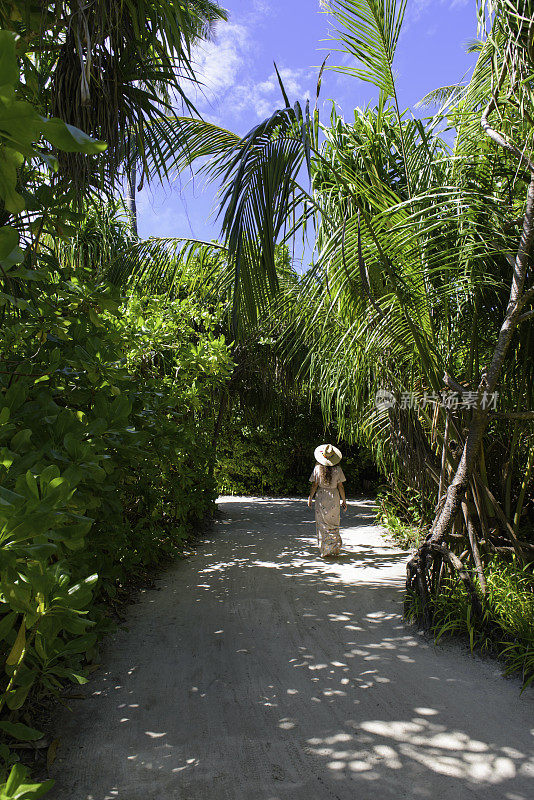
[1,0,534,794]
[410,558,534,690]
[163,0,534,692]
[0,247,232,786]
[216,401,378,497]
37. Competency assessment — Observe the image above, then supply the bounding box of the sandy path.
[51,497,534,800]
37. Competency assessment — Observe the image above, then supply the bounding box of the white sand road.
[50,497,534,800]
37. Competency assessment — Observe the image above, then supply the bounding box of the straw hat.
[314,443,342,466]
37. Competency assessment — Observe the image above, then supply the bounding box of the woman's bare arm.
[308,481,318,508]
[338,482,347,510]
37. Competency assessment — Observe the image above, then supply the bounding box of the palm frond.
[321,0,406,102]
[211,100,318,330]
[416,84,467,111]
[106,236,228,297]
[28,0,229,192]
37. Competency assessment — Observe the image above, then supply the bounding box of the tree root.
[406,541,484,627]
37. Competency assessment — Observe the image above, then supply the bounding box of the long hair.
[319,463,333,484]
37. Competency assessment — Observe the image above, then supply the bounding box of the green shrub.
[0,272,232,779]
[0,35,233,783]
[376,484,429,548]
[216,404,379,497]
[406,557,534,689]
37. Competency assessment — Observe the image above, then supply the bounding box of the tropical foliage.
[2,0,534,794]
[216,399,378,497]
[0,1,233,792]
[0,0,227,193]
[156,0,534,682]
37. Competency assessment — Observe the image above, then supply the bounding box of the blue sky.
[137,0,479,247]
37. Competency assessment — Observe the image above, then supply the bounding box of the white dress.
[309,464,346,556]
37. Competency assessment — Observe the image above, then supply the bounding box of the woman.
[308,443,347,557]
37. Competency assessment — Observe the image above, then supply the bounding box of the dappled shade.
[50,499,534,799]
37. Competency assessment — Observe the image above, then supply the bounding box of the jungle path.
[51,497,534,800]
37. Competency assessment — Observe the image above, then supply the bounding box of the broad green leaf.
[8,777,54,799]
[0,722,43,742]
[0,146,24,213]
[0,485,24,509]
[0,83,15,103]
[4,382,26,412]
[5,618,26,665]
[5,680,33,710]
[0,226,18,261]
[60,634,97,655]
[2,582,32,613]
[40,118,107,155]
[39,465,60,488]
[62,537,85,551]
[25,471,39,500]
[67,574,98,597]
[0,32,18,87]
[4,762,26,794]
[0,246,24,269]
[24,542,58,559]
[63,513,93,538]
[4,511,58,544]
[51,667,88,684]
[0,100,42,147]
[10,430,32,451]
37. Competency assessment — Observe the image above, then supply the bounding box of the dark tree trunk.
[126,165,138,238]
[407,83,534,618]
[208,389,229,480]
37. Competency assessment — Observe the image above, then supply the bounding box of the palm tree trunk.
[426,171,534,550]
[408,97,534,614]
[126,165,138,238]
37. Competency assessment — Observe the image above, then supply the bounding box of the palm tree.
[64,0,534,622]
[148,0,534,619]
[1,0,228,196]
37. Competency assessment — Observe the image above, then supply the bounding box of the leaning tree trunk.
[407,73,534,618]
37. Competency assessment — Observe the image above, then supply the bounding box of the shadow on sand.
[50,497,534,800]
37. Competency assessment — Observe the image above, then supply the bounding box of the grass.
[376,486,428,549]
[378,485,534,689]
[405,556,534,690]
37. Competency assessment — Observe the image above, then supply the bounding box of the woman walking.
[308,444,347,557]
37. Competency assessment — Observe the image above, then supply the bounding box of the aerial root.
[406,540,484,627]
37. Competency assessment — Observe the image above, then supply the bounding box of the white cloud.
[191,22,251,106]
[251,0,272,13]
[233,66,314,118]
[405,0,469,27]
[184,13,314,124]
